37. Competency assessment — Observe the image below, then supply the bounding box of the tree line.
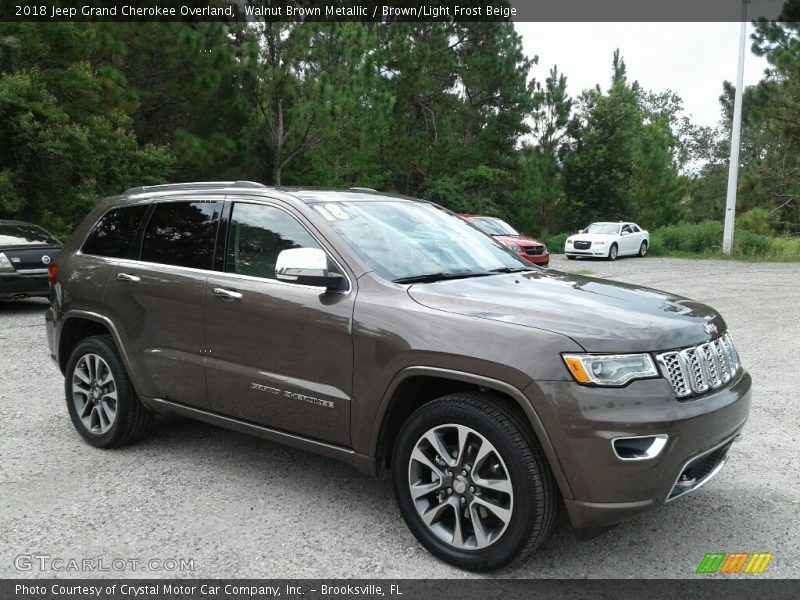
[0,14,798,239]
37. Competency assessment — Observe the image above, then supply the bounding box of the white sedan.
[564,222,649,261]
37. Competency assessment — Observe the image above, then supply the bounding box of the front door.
[620,224,638,254]
[204,200,354,446]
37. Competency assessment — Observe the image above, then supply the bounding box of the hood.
[407,270,726,353]
[494,234,544,247]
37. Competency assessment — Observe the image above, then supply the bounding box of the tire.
[566,255,576,260]
[64,334,154,448]
[638,241,648,257]
[392,392,557,571]
[608,243,618,261]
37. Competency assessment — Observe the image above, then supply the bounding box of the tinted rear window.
[0,223,60,246]
[82,205,148,258]
[140,201,219,269]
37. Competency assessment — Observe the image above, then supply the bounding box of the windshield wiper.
[392,271,494,284]
[488,266,536,273]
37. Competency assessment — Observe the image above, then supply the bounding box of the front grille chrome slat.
[657,333,740,399]
[714,338,731,383]
[681,347,709,394]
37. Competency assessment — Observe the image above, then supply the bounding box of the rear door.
[204,199,354,446]
[102,197,222,408]
[630,224,646,251]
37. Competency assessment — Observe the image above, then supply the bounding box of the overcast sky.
[515,23,770,128]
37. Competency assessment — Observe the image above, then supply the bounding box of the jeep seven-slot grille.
[656,333,740,399]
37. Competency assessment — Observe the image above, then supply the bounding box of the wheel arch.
[370,366,573,499]
[58,311,137,387]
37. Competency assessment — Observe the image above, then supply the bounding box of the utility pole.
[723,0,749,255]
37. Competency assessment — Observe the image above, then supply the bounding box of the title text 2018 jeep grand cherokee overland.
[46,182,751,571]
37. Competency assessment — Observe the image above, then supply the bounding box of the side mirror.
[275,248,343,291]
[577,229,584,234]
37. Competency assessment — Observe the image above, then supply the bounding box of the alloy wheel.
[71,353,118,435]
[407,424,514,550]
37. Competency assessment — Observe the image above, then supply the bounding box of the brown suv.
[46,182,751,571]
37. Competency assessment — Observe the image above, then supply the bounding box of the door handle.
[212,287,243,301]
[116,272,141,282]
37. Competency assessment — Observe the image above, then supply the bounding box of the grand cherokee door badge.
[250,383,334,408]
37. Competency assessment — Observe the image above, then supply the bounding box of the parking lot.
[1,255,798,579]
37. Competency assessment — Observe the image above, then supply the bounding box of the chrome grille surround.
[656,333,740,399]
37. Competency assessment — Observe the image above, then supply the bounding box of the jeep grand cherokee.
[46,182,751,571]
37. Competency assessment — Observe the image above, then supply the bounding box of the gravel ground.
[1,255,798,579]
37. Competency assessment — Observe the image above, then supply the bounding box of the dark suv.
[46,182,751,571]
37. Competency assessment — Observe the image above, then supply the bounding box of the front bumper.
[527,369,752,528]
[519,251,549,267]
[565,245,609,257]
[0,271,49,299]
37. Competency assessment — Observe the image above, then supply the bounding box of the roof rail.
[349,186,377,192]
[123,181,266,195]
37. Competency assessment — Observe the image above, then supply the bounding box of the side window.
[621,224,632,234]
[226,203,322,280]
[82,205,149,258]
[630,224,641,233]
[140,201,219,269]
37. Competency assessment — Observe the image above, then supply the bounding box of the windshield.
[0,223,60,246]
[467,217,519,236]
[312,201,530,282]
[585,223,620,235]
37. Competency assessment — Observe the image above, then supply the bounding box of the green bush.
[736,208,774,235]
[650,221,723,254]
[733,229,772,256]
[541,232,570,254]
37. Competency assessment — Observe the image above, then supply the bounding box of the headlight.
[542,245,548,253]
[505,243,521,252]
[563,353,658,386]
[565,239,573,246]
[0,252,14,273]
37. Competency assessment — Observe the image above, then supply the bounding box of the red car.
[460,214,549,267]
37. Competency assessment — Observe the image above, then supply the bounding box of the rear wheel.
[65,334,153,448]
[638,241,648,257]
[608,243,618,261]
[392,393,557,571]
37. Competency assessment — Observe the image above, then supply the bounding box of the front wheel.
[566,255,577,260]
[392,393,557,571]
[65,334,154,448]
[638,241,648,257]
[608,243,618,261]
